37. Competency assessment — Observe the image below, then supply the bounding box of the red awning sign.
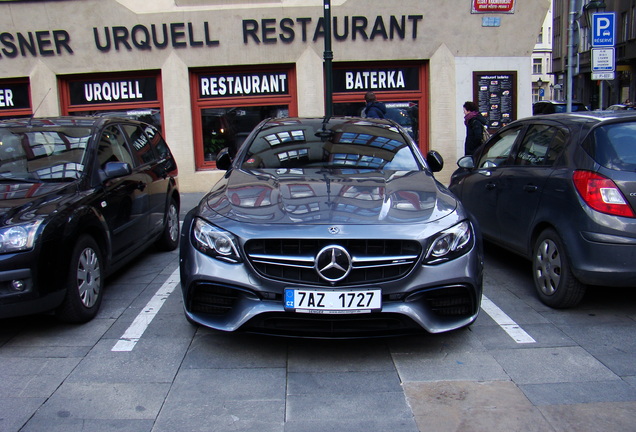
[472,0,515,13]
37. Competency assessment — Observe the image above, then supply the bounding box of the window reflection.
[201,105,288,162]
[0,128,90,180]
[241,119,419,171]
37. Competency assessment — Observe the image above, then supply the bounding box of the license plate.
[284,288,381,314]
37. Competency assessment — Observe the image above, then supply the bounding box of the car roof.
[0,116,142,129]
[518,110,636,125]
[534,100,586,105]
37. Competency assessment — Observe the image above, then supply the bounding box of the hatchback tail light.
[572,170,635,218]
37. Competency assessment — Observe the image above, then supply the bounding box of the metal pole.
[323,0,333,118]
[566,0,577,112]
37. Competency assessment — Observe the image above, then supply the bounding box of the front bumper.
[180,236,483,337]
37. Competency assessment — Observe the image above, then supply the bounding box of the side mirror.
[102,161,132,180]
[216,148,232,171]
[457,156,475,169]
[426,150,444,172]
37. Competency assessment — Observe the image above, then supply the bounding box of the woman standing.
[463,101,487,155]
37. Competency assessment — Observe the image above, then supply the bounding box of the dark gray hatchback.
[180,117,483,337]
[450,111,636,308]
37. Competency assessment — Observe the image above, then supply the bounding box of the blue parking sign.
[592,13,615,47]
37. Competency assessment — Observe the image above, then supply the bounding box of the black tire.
[156,197,179,251]
[532,228,586,308]
[56,235,104,323]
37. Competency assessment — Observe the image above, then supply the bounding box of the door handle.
[485,182,496,190]
[523,184,538,192]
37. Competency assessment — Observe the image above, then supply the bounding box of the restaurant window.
[331,62,428,152]
[0,78,32,119]
[59,72,163,131]
[191,66,297,169]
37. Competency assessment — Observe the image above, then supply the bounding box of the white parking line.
[111,267,180,352]
[480,295,536,344]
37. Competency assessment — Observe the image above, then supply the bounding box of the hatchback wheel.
[532,229,585,308]
[157,197,179,251]
[56,235,104,323]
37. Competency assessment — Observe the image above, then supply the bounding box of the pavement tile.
[20,418,155,432]
[287,339,395,372]
[0,365,78,398]
[154,399,284,432]
[284,418,418,432]
[26,382,171,422]
[286,391,413,423]
[64,337,190,384]
[168,368,286,401]
[102,304,194,340]
[491,346,620,385]
[403,380,555,432]
[0,397,47,432]
[287,370,402,395]
[557,323,636,356]
[1,317,113,348]
[520,380,636,405]
[538,401,636,432]
[181,332,288,369]
[471,323,577,350]
[392,350,509,382]
[388,327,487,354]
[154,368,286,431]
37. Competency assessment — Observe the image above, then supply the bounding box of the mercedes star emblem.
[315,245,352,283]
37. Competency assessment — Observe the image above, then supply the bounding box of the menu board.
[473,71,516,130]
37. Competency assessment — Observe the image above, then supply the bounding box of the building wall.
[0,0,550,191]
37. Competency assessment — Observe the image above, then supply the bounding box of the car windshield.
[553,103,587,113]
[0,127,91,181]
[240,119,421,171]
[588,121,636,171]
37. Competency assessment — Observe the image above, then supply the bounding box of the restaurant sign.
[471,0,515,13]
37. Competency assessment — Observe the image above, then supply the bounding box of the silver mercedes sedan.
[179,117,483,337]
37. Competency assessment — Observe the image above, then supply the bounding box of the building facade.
[533,1,554,102]
[0,0,549,190]
[552,0,636,109]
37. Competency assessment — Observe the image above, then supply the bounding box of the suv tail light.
[573,170,635,218]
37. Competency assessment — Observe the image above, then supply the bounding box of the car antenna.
[27,88,51,126]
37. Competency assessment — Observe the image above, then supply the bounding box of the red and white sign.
[472,0,515,13]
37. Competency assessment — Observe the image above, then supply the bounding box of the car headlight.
[192,218,242,263]
[0,220,43,253]
[424,221,473,264]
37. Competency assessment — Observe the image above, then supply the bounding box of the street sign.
[592,13,615,47]
[592,48,615,72]
[592,72,615,80]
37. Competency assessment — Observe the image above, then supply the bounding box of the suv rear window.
[587,122,636,171]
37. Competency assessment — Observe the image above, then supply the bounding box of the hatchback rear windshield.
[587,122,636,171]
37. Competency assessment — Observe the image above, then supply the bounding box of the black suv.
[0,116,179,322]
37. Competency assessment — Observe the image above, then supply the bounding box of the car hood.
[0,181,76,224]
[201,168,457,225]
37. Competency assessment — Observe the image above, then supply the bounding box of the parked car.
[532,100,589,115]
[0,116,179,322]
[449,111,636,308]
[606,104,635,111]
[180,117,483,337]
